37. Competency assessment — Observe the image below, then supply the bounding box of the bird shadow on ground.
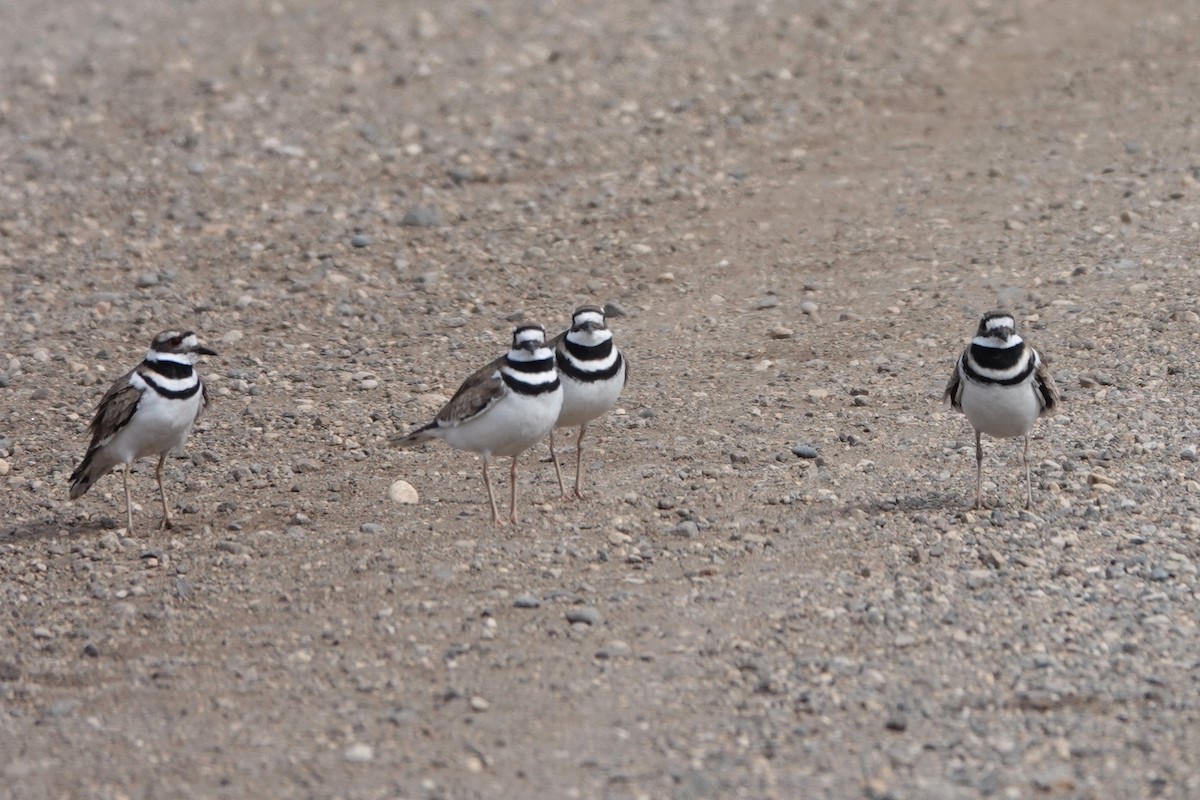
[848,490,966,514]
[1,515,121,544]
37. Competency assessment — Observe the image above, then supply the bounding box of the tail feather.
[391,423,438,450]
[69,447,113,499]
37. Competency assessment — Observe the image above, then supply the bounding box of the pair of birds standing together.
[69,307,627,531]
[391,305,628,525]
[67,309,1057,533]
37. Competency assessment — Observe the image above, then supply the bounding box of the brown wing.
[198,380,210,422]
[86,369,142,447]
[1033,351,1059,417]
[392,354,509,447]
[433,354,508,427]
[943,351,965,410]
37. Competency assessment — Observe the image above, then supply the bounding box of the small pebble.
[136,272,159,288]
[770,326,793,339]
[343,743,374,763]
[469,696,490,712]
[566,606,602,626]
[792,445,819,459]
[388,480,419,504]
[673,521,699,538]
[401,206,439,227]
[603,301,629,318]
[596,640,632,659]
[350,234,371,248]
[513,594,541,609]
[1181,446,1198,463]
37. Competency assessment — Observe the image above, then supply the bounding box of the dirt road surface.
[3,1,1200,797]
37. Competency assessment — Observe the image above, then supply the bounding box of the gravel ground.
[3,0,1200,798]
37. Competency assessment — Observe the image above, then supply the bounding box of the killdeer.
[944,312,1060,509]
[70,330,217,533]
[392,324,563,526]
[548,305,628,499]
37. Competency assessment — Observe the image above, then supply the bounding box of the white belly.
[108,390,202,464]
[442,387,563,458]
[960,380,1040,439]
[557,365,625,429]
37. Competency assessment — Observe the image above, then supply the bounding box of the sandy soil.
[3,0,1200,797]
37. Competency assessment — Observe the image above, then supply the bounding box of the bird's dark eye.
[171,336,183,346]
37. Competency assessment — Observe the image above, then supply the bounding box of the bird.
[70,330,218,533]
[944,311,1060,509]
[547,305,628,500]
[392,324,563,526]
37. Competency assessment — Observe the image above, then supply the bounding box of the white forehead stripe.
[985,316,1014,331]
[574,310,604,326]
[513,328,545,344]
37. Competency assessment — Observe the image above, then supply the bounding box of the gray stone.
[597,640,632,659]
[566,606,602,626]
[603,300,629,318]
[401,206,439,227]
[673,521,699,538]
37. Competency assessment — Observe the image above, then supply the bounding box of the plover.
[944,311,1059,509]
[392,324,563,526]
[70,330,217,532]
[548,305,628,499]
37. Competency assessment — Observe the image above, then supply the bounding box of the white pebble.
[343,743,374,763]
[389,480,419,504]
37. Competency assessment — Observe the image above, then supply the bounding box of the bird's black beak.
[195,345,219,356]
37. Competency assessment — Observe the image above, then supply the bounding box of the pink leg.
[509,455,520,524]
[549,429,569,499]
[156,453,173,530]
[573,425,588,500]
[482,457,505,527]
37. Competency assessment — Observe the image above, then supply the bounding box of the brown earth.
[3,0,1200,798]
